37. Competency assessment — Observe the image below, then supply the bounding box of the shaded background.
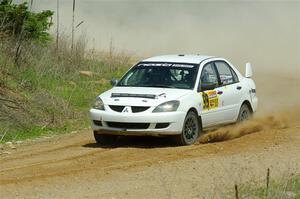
[18,0,300,111]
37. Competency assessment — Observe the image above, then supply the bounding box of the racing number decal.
[201,90,219,110]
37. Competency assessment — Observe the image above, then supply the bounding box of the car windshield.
[117,62,199,89]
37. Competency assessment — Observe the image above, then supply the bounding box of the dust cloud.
[198,106,300,144]
[22,1,300,111]
[28,1,299,110]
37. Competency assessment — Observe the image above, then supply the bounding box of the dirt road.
[1,112,299,198]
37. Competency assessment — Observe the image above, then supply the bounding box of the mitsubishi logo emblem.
[122,106,131,113]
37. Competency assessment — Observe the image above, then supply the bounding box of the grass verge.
[0,36,132,143]
[227,174,300,199]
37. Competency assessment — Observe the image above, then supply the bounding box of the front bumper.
[89,108,186,136]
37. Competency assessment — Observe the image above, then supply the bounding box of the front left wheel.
[174,111,200,146]
[94,131,117,144]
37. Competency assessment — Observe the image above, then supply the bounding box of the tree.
[0,0,53,44]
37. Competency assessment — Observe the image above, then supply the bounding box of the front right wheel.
[174,111,200,146]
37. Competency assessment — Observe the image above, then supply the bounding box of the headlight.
[153,100,180,112]
[93,97,105,110]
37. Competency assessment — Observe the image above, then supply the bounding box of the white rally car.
[90,55,257,145]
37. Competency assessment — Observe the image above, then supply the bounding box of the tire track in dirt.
[0,134,89,161]
[0,148,112,173]
[1,121,298,186]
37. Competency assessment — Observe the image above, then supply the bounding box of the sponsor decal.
[172,64,194,68]
[138,63,194,68]
[138,63,172,67]
[201,90,219,110]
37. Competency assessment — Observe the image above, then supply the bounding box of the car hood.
[99,87,192,107]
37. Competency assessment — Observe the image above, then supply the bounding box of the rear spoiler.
[245,62,253,78]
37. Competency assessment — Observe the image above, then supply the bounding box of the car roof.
[142,54,215,64]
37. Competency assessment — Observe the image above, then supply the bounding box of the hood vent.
[111,93,156,99]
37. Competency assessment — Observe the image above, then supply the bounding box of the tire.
[94,131,117,144]
[174,111,200,146]
[237,104,251,122]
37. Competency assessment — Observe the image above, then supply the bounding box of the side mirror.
[110,78,119,86]
[200,82,216,92]
[245,62,253,78]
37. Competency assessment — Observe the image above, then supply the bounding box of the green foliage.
[0,0,132,143]
[0,32,132,142]
[0,0,53,44]
[227,175,300,199]
[0,125,71,143]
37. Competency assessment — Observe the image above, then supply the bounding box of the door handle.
[236,86,242,90]
[217,90,223,95]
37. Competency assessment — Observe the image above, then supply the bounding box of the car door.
[198,62,223,127]
[213,61,242,123]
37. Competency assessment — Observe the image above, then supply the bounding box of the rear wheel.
[174,111,200,145]
[94,131,117,144]
[237,104,251,122]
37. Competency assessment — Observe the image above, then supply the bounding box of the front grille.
[131,106,150,113]
[109,105,149,113]
[106,122,150,129]
[155,123,170,129]
[109,105,125,112]
[93,120,102,126]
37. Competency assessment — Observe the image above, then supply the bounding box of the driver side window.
[199,63,219,90]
